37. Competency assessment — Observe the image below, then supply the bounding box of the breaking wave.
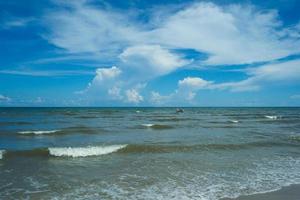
[0,150,5,159]
[3,145,127,158]
[265,115,278,120]
[3,140,300,159]
[18,130,60,135]
[48,145,127,157]
[141,124,173,129]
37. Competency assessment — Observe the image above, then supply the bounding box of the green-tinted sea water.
[0,107,300,199]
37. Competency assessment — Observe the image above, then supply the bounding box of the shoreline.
[223,184,300,200]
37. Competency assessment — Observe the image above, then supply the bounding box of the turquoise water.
[0,107,300,199]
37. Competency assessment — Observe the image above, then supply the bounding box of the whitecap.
[0,150,5,159]
[18,130,60,135]
[265,115,278,120]
[141,124,154,127]
[48,145,127,157]
[229,120,239,123]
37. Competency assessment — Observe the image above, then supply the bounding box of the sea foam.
[18,130,60,135]
[265,115,278,120]
[48,145,127,157]
[141,124,173,129]
[141,124,155,127]
[0,150,5,159]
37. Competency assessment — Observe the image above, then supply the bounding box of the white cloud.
[42,1,300,105]
[108,86,122,100]
[214,59,300,91]
[35,97,43,103]
[44,1,140,53]
[81,66,122,97]
[2,17,33,29]
[178,77,213,90]
[150,91,172,105]
[125,89,143,103]
[93,66,121,82]
[0,95,10,102]
[154,3,300,65]
[120,45,189,79]
[176,77,213,101]
[0,69,94,76]
[44,1,300,67]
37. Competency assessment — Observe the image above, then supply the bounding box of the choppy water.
[0,107,300,200]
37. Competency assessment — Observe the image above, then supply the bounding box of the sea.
[0,107,300,200]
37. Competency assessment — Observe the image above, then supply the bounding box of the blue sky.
[0,0,300,106]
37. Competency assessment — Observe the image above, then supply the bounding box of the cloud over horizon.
[1,0,300,106]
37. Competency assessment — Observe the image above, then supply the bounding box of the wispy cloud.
[1,17,34,29]
[0,94,11,102]
[0,69,94,76]
[290,94,300,99]
[44,1,300,65]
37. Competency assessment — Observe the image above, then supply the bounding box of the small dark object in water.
[176,108,184,113]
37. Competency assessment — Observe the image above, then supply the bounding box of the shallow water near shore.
[1,107,300,199]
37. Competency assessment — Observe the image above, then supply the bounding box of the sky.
[0,0,300,107]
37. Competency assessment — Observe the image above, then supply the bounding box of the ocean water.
[0,107,300,200]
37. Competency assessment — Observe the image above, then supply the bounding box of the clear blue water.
[0,107,300,199]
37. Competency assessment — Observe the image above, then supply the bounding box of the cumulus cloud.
[93,66,121,82]
[125,89,143,103]
[81,66,123,98]
[86,66,121,89]
[108,86,123,100]
[150,91,172,105]
[79,45,189,104]
[176,77,214,101]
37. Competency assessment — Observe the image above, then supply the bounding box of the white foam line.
[141,124,155,127]
[48,145,127,157]
[18,130,60,135]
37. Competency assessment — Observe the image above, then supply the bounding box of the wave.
[3,140,299,159]
[18,130,60,135]
[17,126,103,136]
[59,126,101,135]
[229,120,239,123]
[3,145,127,158]
[75,115,98,119]
[48,145,127,157]
[289,135,300,142]
[141,124,173,129]
[265,115,278,120]
[150,117,198,122]
[0,150,5,159]
[0,121,33,126]
[118,141,300,154]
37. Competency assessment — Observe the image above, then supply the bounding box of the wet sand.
[223,184,300,200]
